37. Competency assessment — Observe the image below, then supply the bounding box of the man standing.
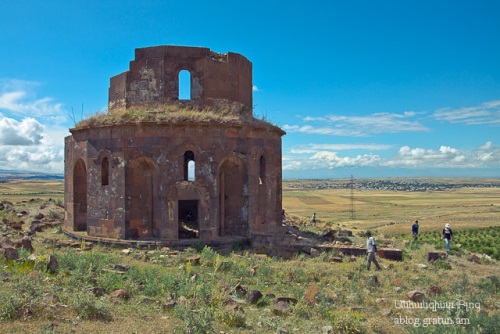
[442,223,454,252]
[365,230,381,270]
[412,220,419,240]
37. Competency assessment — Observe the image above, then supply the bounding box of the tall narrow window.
[178,70,191,100]
[188,161,195,181]
[184,151,195,181]
[259,155,266,185]
[101,157,109,186]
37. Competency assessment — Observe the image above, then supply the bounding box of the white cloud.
[383,143,500,168]
[0,79,65,121]
[284,111,429,137]
[285,142,500,171]
[0,116,44,145]
[252,85,259,92]
[0,145,64,173]
[0,79,67,173]
[433,100,500,125]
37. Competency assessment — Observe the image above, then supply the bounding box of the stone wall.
[108,46,252,115]
[65,122,284,242]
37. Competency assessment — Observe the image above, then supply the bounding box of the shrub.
[72,292,111,320]
[327,310,364,334]
[47,210,62,220]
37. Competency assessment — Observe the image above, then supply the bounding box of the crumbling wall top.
[108,45,253,115]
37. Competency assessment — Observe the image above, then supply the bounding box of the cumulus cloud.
[0,145,64,173]
[433,100,500,125]
[284,111,429,137]
[0,116,44,145]
[252,85,259,92]
[0,79,67,173]
[284,142,500,171]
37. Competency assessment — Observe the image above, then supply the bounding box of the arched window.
[259,155,266,185]
[184,151,195,181]
[178,70,191,100]
[101,157,109,186]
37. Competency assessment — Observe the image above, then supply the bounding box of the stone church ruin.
[64,45,285,246]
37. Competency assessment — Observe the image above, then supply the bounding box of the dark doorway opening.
[178,200,199,239]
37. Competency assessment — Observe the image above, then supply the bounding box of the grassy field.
[0,179,499,333]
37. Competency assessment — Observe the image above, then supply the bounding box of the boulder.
[1,246,18,260]
[273,301,292,316]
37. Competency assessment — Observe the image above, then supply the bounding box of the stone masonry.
[64,45,285,245]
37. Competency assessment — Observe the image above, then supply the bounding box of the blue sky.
[1,0,499,178]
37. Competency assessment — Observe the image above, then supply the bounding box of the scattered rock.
[21,237,34,252]
[47,255,59,273]
[234,283,248,297]
[331,256,343,263]
[322,326,333,334]
[248,290,263,304]
[273,301,292,316]
[427,251,447,262]
[274,297,298,305]
[185,256,200,265]
[110,289,130,300]
[114,264,131,272]
[417,263,428,269]
[428,284,442,296]
[88,287,106,297]
[370,275,379,286]
[323,230,336,241]
[1,246,18,260]
[407,290,425,302]
[381,308,392,316]
[162,300,177,310]
[349,306,364,312]
[468,254,481,264]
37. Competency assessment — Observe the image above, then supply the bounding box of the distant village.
[285,179,500,192]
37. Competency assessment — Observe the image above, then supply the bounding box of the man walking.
[365,230,381,270]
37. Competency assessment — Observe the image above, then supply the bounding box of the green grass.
[418,226,500,260]
[1,183,499,333]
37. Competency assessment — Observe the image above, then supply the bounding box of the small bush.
[47,210,62,220]
[72,293,111,320]
[327,310,364,334]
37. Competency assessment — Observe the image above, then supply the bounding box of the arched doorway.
[73,159,87,232]
[218,156,249,237]
[125,157,156,239]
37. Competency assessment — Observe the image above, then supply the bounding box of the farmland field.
[283,179,500,236]
[0,180,64,202]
